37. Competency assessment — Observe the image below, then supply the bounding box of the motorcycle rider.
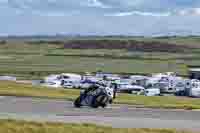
[82,82,102,96]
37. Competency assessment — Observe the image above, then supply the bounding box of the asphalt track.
[0,96,200,130]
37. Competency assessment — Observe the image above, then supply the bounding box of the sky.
[1,0,200,36]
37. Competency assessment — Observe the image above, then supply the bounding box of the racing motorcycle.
[73,83,114,108]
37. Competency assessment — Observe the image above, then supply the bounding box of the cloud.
[84,0,112,8]
[105,11,171,17]
[4,0,200,16]
[1,0,200,36]
[175,8,200,16]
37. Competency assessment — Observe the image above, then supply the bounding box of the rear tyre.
[91,97,99,108]
[74,96,82,108]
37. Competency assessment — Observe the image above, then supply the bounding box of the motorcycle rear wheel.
[74,96,82,108]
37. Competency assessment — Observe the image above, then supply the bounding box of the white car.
[41,80,62,88]
[117,83,145,94]
[145,83,161,96]
[62,80,82,89]
[145,88,160,96]
[62,81,74,88]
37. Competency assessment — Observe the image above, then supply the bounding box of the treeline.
[24,39,193,53]
[26,40,64,45]
[63,39,193,53]
[0,40,6,45]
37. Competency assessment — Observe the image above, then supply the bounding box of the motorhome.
[43,73,82,88]
[188,79,200,97]
[82,75,102,82]
[146,72,183,93]
[95,72,120,81]
[151,72,177,78]
[44,73,81,82]
[44,74,60,83]
[0,76,16,81]
[129,75,148,86]
[59,73,82,82]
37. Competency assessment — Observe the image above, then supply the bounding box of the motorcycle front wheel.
[92,95,109,108]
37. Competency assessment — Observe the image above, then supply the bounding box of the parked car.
[41,80,62,88]
[145,88,160,96]
[145,83,161,96]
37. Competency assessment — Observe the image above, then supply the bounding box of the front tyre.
[94,95,109,108]
[101,103,108,108]
[109,99,113,104]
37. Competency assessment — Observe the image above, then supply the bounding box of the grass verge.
[0,81,78,100]
[1,81,200,110]
[115,94,200,110]
[0,119,195,133]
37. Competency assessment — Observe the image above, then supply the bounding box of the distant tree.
[30,72,35,75]
[0,40,6,45]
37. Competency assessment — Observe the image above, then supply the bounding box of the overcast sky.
[1,0,200,36]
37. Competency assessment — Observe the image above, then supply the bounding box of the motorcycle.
[73,84,114,108]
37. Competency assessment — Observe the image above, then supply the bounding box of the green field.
[134,36,200,48]
[0,119,194,133]
[0,81,78,100]
[1,81,200,110]
[0,54,187,75]
[2,37,200,79]
[1,36,200,79]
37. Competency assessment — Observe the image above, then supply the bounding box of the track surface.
[0,96,200,130]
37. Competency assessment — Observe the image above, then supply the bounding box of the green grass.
[0,44,189,78]
[0,55,187,74]
[1,81,200,110]
[0,81,79,100]
[0,37,200,81]
[134,36,200,48]
[116,94,200,110]
[1,40,199,78]
[0,119,195,133]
